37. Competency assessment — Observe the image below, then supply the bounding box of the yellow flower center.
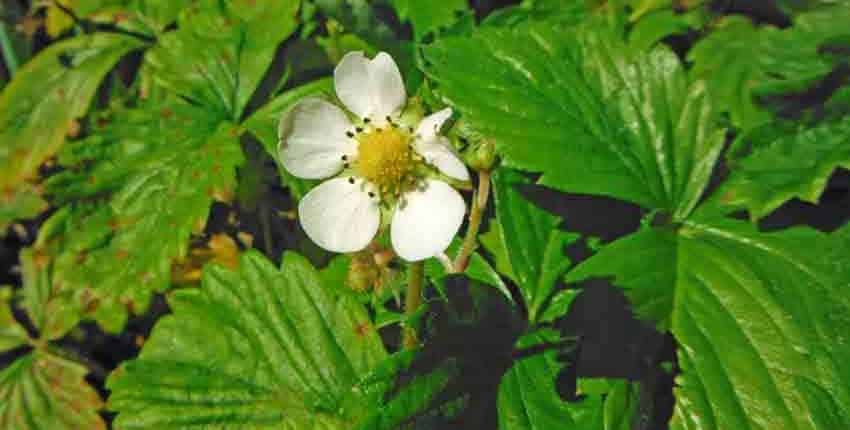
[355,127,419,196]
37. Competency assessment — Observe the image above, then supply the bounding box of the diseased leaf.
[490,169,578,322]
[107,251,387,428]
[41,100,243,332]
[0,184,46,235]
[567,211,850,430]
[0,352,105,430]
[0,288,28,353]
[145,0,300,120]
[0,33,144,224]
[718,116,850,220]
[422,23,725,218]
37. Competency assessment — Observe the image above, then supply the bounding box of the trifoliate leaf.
[243,78,333,201]
[490,169,579,323]
[41,100,244,332]
[0,33,144,232]
[0,351,106,430]
[107,251,387,429]
[717,116,850,220]
[498,329,605,430]
[422,23,725,218]
[145,0,300,120]
[567,211,850,430]
[688,12,850,131]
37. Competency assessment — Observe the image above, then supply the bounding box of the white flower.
[278,51,470,262]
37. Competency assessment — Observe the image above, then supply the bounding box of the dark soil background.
[2,1,849,429]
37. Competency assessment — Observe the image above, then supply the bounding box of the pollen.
[355,127,419,196]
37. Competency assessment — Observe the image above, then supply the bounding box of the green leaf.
[481,0,588,28]
[354,353,461,430]
[602,380,640,430]
[42,100,244,332]
[717,116,850,220]
[498,329,604,430]
[0,33,144,215]
[0,184,46,235]
[145,0,300,120]
[0,351,106,430]
[567,212,850,430]
[628,8,707,51]
[390,0,472,40]
[775,0,850,15]
[490,169,578,322]
[422,23,725,218]
[242,78,333,201]
[107,251,387,428]
[688,13,850,131]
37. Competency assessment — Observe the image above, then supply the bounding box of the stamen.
[356,127,364,133]
[341,155,348,161]
[368,192,375,198]
[348,177,355,184]
[363,117,371,123]
[346,131,354,138]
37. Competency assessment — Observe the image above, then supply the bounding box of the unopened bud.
[464,139,497,172]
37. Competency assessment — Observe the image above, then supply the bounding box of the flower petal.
[415,108,453,141]
[299,177,380,253]
[415,139,470,181]
[391,180,466,262]
[334,51,406,122]
[368,52,406,121]
[334,51,373,119]
[278,98,357,179]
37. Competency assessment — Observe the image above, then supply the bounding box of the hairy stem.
[259,200,274,256]
[402,261,424,350]
[454,170,491,273]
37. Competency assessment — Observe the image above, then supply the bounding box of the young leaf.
[567,211,850,430]
[422,23,725,218]
[718,116,850,220]
[42,101,244,332]
[498,329,604,430]
[490,169,578,323]
[0,351,106,430]
[0,33,144,229]
[107,251,388,428]
[145,0,300,120]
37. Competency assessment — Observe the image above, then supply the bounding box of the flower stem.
[454,170,491,273]
[402,261,424,350]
